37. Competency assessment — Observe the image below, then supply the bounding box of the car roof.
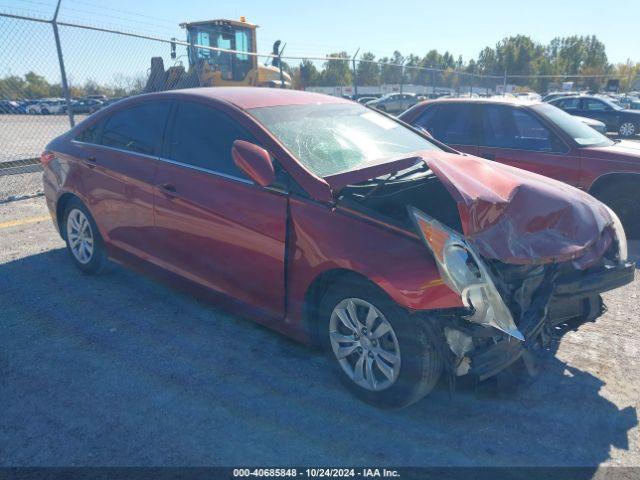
[418,96,541,107]
[149,87,352,110]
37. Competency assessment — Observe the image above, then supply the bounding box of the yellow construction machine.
[144,17,291,92]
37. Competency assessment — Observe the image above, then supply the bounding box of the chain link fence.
[0,11,631,202]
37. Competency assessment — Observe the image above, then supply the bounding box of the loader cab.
[183,19,257,82]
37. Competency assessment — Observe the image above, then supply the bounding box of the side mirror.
[231,140,276,187]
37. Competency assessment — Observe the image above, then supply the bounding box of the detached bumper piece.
[466,261,635,381]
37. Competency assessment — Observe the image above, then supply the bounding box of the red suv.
[399,98,640,237]
[42,88,634,408]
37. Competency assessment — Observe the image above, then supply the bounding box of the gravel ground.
[0,114,88,164]
[0,196,639,468]
[0,171,44,203]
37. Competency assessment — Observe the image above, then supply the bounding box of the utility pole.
[351,48,360,98]
[52,0,74,127]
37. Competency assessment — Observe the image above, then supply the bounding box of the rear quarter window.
[100,101,171,156]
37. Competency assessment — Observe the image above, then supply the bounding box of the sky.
[1,0,639,85]
[3,0,638,63]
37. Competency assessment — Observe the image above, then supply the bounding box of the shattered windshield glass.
[249,103,440,177]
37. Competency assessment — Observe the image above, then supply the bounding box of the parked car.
[42,88,634,409]
[366,92,421,114]
[0,100,21,114]
[352,93,380,102]
[615,95,640,110]
[26,98,67,115]
[356,96,378,104]
[400,97,640,237]
[574,115,607,134]
[101,97,125,107]
[69,98,103,114]
[20,100,40,114]
[514,92,542,102]
[542,91,581,102]
[549,95,640,137]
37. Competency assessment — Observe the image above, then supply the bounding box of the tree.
[495,35,541,84]
[615,60,640,92]
[356,52,380,86]
[298,59,320,89]
[23,71,53,98]
[380,51,404,85]
[320,52,351,86]
[0,75,26,99]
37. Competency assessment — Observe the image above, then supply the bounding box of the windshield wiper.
[359,162,427,201]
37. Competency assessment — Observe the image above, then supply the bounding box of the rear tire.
[618,121,637,137]
[63,198,109,274]
[593,182,640,239]
[318,277,442,409]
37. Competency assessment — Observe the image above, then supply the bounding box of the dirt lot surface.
[0,196,638,467]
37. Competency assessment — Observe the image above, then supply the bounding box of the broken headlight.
[605,206,628,263]
[409,207,524,341]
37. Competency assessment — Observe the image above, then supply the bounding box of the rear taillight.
[40,151,55,167]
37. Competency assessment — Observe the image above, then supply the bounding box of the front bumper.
[465,261,635,380]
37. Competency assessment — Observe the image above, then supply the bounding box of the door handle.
[83,156,97,168]
[158,183,177,199]
[480,153,496,161]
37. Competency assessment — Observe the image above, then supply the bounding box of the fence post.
[502,69,507,96]
[351,48,360,98]
[52,0,74,127]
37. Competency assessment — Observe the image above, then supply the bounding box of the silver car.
[366,93,422,114]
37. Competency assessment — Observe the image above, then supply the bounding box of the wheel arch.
[55,192,80,240]
[55,192,97,241]
[301,268,387,346]
[588,172,640,197]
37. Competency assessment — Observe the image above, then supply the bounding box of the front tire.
[63,199,109,274]
[319,277,442,409]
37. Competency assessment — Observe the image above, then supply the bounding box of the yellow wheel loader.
[144,18,291,92]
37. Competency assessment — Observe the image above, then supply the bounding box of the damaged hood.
[326,150,615,268]
[423,151,615,267]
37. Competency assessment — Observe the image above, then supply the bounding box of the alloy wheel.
[66,208,94,264]
[619,122,636,137]
[329,298,401,391]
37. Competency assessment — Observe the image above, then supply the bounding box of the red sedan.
[42,88,634,408]
[399,97,640,238]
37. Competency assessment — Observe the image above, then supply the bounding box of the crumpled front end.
[409,204,634,381]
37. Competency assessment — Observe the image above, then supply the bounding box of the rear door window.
[100,101,171,156]
[555,97,580,111]
[165,101,255,178]
[480,105,566,152]
[415,104,476,145]
[584,99,608,111]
